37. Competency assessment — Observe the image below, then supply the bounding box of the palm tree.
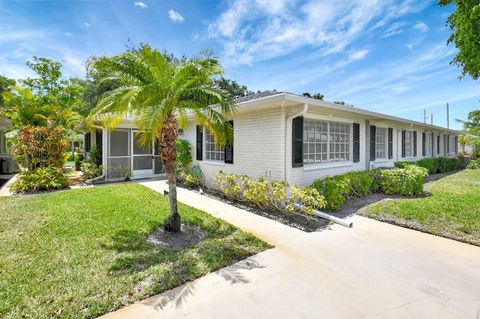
[87,45,236,232]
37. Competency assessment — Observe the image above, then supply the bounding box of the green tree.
[214,77,253,97]
[87,45,236,232]
[439,0,480,79]
[302,92,324,100]
[0,75,15,107]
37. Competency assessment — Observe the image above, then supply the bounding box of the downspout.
[284,103,309,184]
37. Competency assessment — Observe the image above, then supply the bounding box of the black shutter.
[401,130,406,157]
[196,125,203,161]
[455,136,458,153]
[388,128,393,159]
[85,132,91,152]
[292,116,303,167]
[446,135,450,154]
[431,132,435,156]
[353,123,360,162]
[437,135,440,155]
[370,125,376,161]
[224,121,234,164]
[413,131,417,157]
[95,130,103,150]
[422,132,426,156]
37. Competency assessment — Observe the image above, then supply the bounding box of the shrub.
[176,139,192,171]
[312,175,351,211]
[13,126,68,171]
[89,146,102,166]
[81,162,103,180]
[346,171,373,197]
[416,158,436,174]
[467,159,480,169]
[437,157,462,172]
[394,161,412,169]
[10,167,69,193]
[177,164,204,188]
[75,153,84,171]
[379,165,428,196]
[213,172,325,216]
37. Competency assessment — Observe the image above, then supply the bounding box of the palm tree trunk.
[161,115,181,232]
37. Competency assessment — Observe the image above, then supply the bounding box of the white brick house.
[86,92,461,186]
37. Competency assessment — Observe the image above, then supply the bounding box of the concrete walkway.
[101,180,480,319]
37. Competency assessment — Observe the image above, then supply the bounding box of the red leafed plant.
[13,126,68,172]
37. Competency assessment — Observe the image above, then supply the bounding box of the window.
[205,129,224,161]
[375,127,388,160]
[424,132,432,156]
[448,135,455,154]
[404,131,414,157]
[303,119,351,164]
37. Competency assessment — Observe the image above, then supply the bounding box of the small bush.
[467,159,480,169]
[416,158,436,174]
[177,164,204,188]
[10,167,69,193]
[213,172,325,216]
[312,175,351,211]
[379,165,428,196]
[394,161,412,169]
[437,157,461,173]
[176,140,192,171]
[81,162,103,180]
[75,153,84,171]
[89,146,102,166]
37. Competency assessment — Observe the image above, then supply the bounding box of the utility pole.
[430,113,433,125]
[424,109,427,123]
[446,103,450,129]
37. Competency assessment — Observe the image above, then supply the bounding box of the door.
[132,130,154,179]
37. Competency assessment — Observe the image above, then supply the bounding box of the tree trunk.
[161,115,181,232]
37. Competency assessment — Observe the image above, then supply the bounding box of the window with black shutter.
[353,123,360,162]
[455,136,458,153]
[388,128,393,159]
[437,135,440,155]
[85,132,91,152]
[401,130,406,157]
[224,121,234,164]
[196,125,203,161]
[292,116,304,167]
[370,125,376,161]
[431,132,435,156]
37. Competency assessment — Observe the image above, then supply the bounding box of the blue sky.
[0,0,478,129]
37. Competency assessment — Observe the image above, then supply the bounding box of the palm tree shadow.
[144,257,266,310]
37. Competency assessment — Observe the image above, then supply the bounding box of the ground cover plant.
[362,169,480,245]
[0,183,269,319]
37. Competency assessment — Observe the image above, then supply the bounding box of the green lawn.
[362,169,480,245]
[0,184,270,319]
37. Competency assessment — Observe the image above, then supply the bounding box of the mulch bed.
[148,224,206,250]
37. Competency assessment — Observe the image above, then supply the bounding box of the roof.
[235,90,284,103]
[236,92,463,134]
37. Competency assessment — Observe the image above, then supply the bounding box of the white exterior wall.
[183,107,287,187]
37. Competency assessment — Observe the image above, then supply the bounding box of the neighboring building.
[86,92,461,186]
[0,117,18,176]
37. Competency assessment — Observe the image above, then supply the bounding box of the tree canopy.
[302,92,324,100]
[214,77,254,97]
[439,0,480,79]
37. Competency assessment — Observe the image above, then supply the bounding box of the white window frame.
[375,127,388,160]
[404,130,415,157]
[303,118,352,165]
[204,129,225,162]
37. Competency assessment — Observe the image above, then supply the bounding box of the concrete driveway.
[101,181,480,319]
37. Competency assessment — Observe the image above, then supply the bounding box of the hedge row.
[214,172,325,215]
[311,166,429,211]
[394,157,462,174]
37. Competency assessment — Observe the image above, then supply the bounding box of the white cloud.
[84,22,91,27]
[406,43,414,51]
[208,0,428,66]
[63,32,73,37]
[413,22,429,32]
[381,22,405,38]
[168,9,184,23]
[134,2,147,9]
[63,55,85,75]
[350,49,369,60]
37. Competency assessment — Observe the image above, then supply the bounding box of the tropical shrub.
[10,166,69,193]
[213,172,326,215]
[437,157,461,173]
[75,153,84,171]
[89,146,102,166]
[13,126,68,171]
[394,161,412,169]
[80,162,103,180]
[467,159,480,169]
[176,139,192,171]
[378,165,428,196]
[394,157,463,174]
[177,164,204,188]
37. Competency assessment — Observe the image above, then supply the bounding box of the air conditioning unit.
[1,156,18,174]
